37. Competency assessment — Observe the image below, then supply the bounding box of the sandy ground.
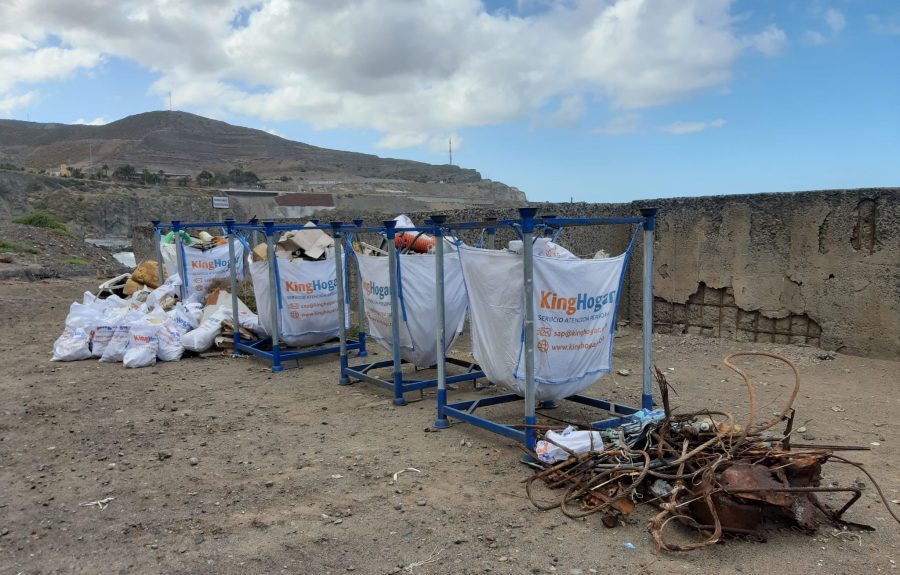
[1,277,897,575]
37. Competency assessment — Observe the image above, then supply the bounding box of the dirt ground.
[1,277,897,575]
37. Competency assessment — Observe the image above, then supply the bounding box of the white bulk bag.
[161,242,244,297]
[355,251,468,368]
[249,252,345,348]
[459,245,628,401]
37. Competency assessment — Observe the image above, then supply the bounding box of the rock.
[157,451,172,460]
[189,457,199,466]
[394,504,402,510]
[264,480,274,487]
[616,369,630,377]
[416,500,427,507]
[570,570,583,575]
[107,463,116,470]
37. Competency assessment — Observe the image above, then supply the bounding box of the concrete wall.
[133,188,899,359]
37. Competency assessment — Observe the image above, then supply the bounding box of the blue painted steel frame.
[339,218,486,405]
[154,217,369,373]
[436,207,659,454]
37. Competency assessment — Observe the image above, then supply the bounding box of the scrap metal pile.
[525,352,900,551]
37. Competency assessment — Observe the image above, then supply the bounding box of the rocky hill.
[0,111,523,196]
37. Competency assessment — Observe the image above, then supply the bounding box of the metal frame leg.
[352,219,368,357]
[152,220,165,286]
[640,208,657,410]
[520,207,539,455]
[264,221,282,372]
[432,215,449,429]
[384,220,406,405]
[172,220,186,301]
[332,222,351,385]
[226,219,241,357]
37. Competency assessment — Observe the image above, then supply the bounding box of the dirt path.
[1,278,897,575]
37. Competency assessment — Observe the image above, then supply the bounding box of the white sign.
[211,196,229,209]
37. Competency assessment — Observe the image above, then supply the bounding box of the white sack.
[91,306,129,358]
[146,273,181,310]
[507,238,577,259]
[249,252,344,347]
[181,306,230,352]
[157,303,199,361]
[123,321,161,368]
[99,310,145,363]
[355,251,468,367]
[161,242,244,297]
[459,245,627,401]
[51,302,100,361]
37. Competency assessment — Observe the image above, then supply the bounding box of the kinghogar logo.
[363,280,390,300]
[539,290,617,316]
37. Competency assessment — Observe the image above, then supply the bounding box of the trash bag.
[181,306,230,352]
[99,310,145,363]
[51,302,101,361]
[249,250,345,347]
[146,273,182,311]
[355,250,468,368]
[91,306,129,358]
[161,242,244,298]
[157,303,199,361]
[123,320,161,368]
[459,244,629,401]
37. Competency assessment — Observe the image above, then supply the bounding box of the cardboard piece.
[277,222,333,260]
[131,260,161,289]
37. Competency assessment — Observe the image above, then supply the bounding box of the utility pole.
[448,137,453,166]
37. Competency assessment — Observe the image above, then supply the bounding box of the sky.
[1,0,898,202]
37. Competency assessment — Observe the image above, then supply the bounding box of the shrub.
[64,258,89,266]
[0,240,40,254]
[14,210,71,235]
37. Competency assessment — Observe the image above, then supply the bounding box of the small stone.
[264,480,274,487]
[157,451,172,460]
[617,369,630,377]
[802,433,816,441]
[796,426,807,433]
[570,569,583,575]
[150,543,158,550]
[107,463,116,470]
[1,528,9,537]
[499,556,508,562]
[333,519,343,525]
[416,500,427,506]
[189,457,199,466]
[394,504,402,510]
[735,565,744,573]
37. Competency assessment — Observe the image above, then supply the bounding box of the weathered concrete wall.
[132,188,899,359]
[630,189,899,359]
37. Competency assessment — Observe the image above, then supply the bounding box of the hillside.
[0,111,522,196]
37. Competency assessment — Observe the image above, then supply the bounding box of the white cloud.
[72,116,108,125]
[662,118,725,135]
[747,24,787,56]
[1,0,783,147]
[804,30,828,45]
[825,8,845,32]
[0,91,35,116]
[866,14,900,36]
[592,113,642,135]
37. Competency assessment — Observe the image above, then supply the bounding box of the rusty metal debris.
[524,351,900,551]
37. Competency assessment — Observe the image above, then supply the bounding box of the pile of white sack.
[51,274,262,368]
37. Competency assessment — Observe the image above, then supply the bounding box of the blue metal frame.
[436,207,659,454]
[153,218,368,373]
[339,218,486,406]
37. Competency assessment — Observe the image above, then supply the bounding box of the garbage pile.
[255,222,334,261]
[525,352,900,551]
[51,272,262,369]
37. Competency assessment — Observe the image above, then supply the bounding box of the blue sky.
[1,0,898,202]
